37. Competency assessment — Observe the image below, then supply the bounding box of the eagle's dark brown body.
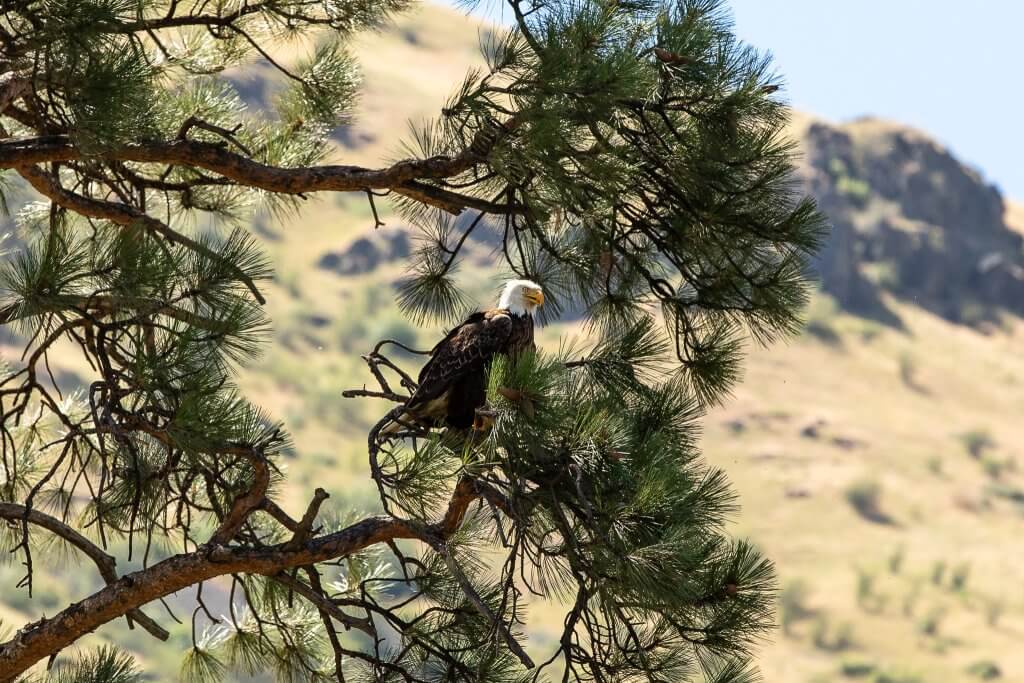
[402,308,535,430]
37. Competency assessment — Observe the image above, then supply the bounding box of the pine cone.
[653,47,694,65]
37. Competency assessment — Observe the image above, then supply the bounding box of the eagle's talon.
[473,410,497,432]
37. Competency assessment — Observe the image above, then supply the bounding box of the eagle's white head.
[498,279,544,316]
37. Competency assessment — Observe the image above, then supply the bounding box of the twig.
[176,115,252,156]
[208,447,270,545]
[365,189,385,228]
[430,538,535,669]
[284,488,329,551]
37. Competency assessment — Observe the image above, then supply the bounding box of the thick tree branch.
[0,130,523,214]
[0,477,487,680]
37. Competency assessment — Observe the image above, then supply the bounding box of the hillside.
[794,115,1024,329]
[3,3,1024,682]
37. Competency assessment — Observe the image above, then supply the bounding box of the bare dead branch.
[176,115,252,156]
[283,487,329,551]
[208,447,271,546]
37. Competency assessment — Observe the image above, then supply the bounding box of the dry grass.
[705,298,1024,681]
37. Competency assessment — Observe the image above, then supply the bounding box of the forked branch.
[0,474,494,680]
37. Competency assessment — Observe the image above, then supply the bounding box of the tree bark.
[0,479,484,680]
[0,133,522,215]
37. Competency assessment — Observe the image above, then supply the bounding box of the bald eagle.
[384,280,543,434]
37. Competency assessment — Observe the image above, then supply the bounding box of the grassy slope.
[709,300,1024,682]
[3,4,1024,681]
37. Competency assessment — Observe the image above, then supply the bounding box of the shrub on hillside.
[917,606,945,637]
[839,658,877,678]
[888,545,905,574]
[902,581,922,617]
[960,429,995,459]
[950,562,971,592]
[873,673,922,683]
[986,597,1004,627]
[855,568,875,610]
[898,352,928,393]
[804,293,843,347]
[967,660,1002,680]
[812,616,855,652]
[981,455,1006,480]
[846,479,893,524]
[780,579,815,635]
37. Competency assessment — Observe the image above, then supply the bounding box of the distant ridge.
[794,115,1024,327]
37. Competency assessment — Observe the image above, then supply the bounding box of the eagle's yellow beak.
[524,289,544,307]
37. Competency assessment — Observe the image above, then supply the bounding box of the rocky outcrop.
[797,117,1024,325]
[318,227,412,276]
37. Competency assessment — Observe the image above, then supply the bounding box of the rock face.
[317,213,506,276]
[318,227,412,276]
[797,117,1024,325]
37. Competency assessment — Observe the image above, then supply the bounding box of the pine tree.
[0,0,824,681]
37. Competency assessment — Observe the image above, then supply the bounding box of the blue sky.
[433,0,1024,200]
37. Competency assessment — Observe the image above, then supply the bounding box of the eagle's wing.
[408,310,512,408]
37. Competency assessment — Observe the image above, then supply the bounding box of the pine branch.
[269,572,374,636]
[0,294,238,332]
[431,539,535,669]
[0,476,492,679]
[0,131,525,214]
[13,163,269,304]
